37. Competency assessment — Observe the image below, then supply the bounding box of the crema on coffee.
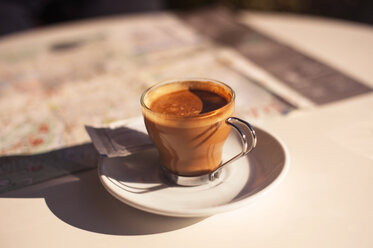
[149,89,228,116]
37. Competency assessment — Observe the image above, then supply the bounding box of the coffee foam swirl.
[141,80,234,128]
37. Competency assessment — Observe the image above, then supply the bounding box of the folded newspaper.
[85,117,154,158]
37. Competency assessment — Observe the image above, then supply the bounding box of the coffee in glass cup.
[141,78,256,186]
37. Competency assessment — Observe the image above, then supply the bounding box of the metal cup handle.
[209,117,257,181]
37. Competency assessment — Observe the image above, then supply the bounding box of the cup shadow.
[0,145,205,236]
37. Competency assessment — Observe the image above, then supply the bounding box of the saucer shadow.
[1,146,205,236]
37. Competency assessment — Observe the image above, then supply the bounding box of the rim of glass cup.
[140,78,235,120]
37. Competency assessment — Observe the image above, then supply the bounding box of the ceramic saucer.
[98,124,289,217]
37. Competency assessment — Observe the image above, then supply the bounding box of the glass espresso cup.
[141,79,256,186]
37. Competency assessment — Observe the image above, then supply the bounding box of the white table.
[1,11,373,247]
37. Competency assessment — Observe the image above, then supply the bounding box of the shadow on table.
[0,144,205,235]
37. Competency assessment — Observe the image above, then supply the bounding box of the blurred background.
[0,0,372,36]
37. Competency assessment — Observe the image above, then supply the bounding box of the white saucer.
[98,124,289,217]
